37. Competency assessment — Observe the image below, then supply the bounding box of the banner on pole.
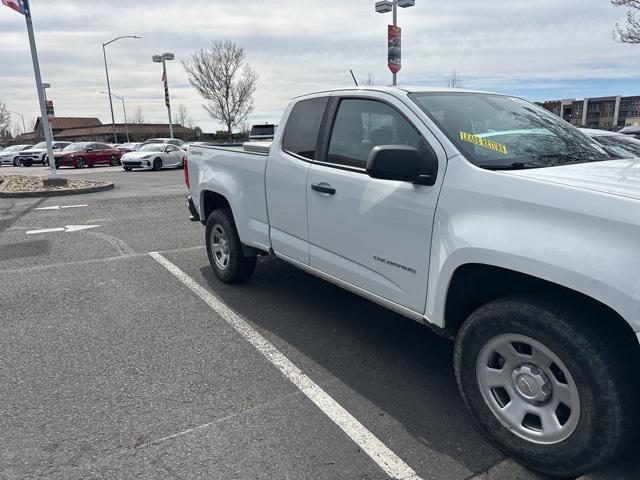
[388,25,401,74]
[46,100,54,121]
[1,0,29,15]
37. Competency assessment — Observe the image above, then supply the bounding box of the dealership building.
[12,117,198,144]
[540,96,640,131]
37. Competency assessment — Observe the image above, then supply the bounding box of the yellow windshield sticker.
[460,131,508,155]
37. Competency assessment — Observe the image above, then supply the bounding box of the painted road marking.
[26,225,101,235]
[34,204,88,211]
[149,252,422,480]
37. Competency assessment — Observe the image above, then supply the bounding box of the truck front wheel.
[454,294,636,477]
[206,208,256,283]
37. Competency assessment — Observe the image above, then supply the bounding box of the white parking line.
[34,204,88,211]
[149,252,423,480]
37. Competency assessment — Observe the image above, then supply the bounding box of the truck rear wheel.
[454,294,636,477]
[206,208,256,283]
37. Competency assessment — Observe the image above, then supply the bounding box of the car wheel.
[109,155,118,166]
[123,166,132,171]
[75,157,85,169]
[205,208,257,283]
[22,160,32,167]
[152,157,162,171]
[454,294,637,478]
[13,157,20,167]
[42,155,49,166]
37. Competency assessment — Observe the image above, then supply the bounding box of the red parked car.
[52,142,122,169]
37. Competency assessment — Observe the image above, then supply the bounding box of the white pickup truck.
[185,87,640,477]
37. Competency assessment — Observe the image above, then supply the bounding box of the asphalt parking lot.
[1,165,639,479]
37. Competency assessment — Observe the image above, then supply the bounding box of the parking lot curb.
[0,180,114,198]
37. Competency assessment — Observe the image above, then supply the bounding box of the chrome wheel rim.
[476,333,580,444]
[211,224,230,271]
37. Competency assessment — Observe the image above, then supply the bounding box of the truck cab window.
[327,99,421,169]
[282,96,329,160]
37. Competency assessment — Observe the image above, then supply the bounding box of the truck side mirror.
[366,145,420,182]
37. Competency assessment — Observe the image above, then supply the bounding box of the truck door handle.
[311,183,336,195]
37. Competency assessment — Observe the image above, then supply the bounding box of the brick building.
[540,95,640,131]
[13,117,198,144]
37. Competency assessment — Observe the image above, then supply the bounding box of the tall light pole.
[103,35,141,143]
[99,91,129,142]
[153,52,175,138]
[375,0,415,86]
[7,110,26,134]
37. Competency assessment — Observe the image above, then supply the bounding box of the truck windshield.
[409,92,611,169]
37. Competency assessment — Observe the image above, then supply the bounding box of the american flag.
[2,0,29,15]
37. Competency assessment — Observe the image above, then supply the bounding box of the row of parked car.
[0,137,188,171]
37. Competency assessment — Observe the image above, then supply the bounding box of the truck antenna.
[350,69,359,86]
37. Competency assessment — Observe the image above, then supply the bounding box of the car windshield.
[4,145,23,152]
[592,135,640,158]
[409,92,611,169]
[32,142,47,149]
[63,142,88,152]
[139,144,165,152]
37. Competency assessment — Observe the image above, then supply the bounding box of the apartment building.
[540,95,640,130]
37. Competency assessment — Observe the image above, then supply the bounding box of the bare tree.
[446,70,464,88]
[130,105,146,124]
[612,0,640,42]
[0,101,12,142]
[360,73,376,86]
[175,103,191,127]
[183,40,258,138]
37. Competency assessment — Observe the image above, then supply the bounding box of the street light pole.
[7,110,26,134]
[99,91,129,143]
[153,52,175,138]
[375,0,415,86]
[102,35,141,144]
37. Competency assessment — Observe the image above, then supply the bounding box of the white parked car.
[18,141,71,166]
[121,143,185,171]
[142,137,187,148]
[582,128,640,158]
[0,144,34,166]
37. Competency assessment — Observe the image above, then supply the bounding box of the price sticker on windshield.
[460,131,508,155]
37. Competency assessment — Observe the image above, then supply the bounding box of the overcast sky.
[1,0,638,133]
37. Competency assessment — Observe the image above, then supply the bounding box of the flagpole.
[23,4,61,180]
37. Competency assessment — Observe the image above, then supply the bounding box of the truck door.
[266,95,329,265]
[306,93,445,314]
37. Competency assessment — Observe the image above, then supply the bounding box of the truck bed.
[187,143,272,252]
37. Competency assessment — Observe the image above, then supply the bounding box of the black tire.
[22,160,32,167]
[454,294,637,477]
[13,157,20,167]
[205,208,256,283]
[42,155,49,166]
[110,155,118,166]
[152,157,162,171]
[75,157,85,169]
[123,166,132,171]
